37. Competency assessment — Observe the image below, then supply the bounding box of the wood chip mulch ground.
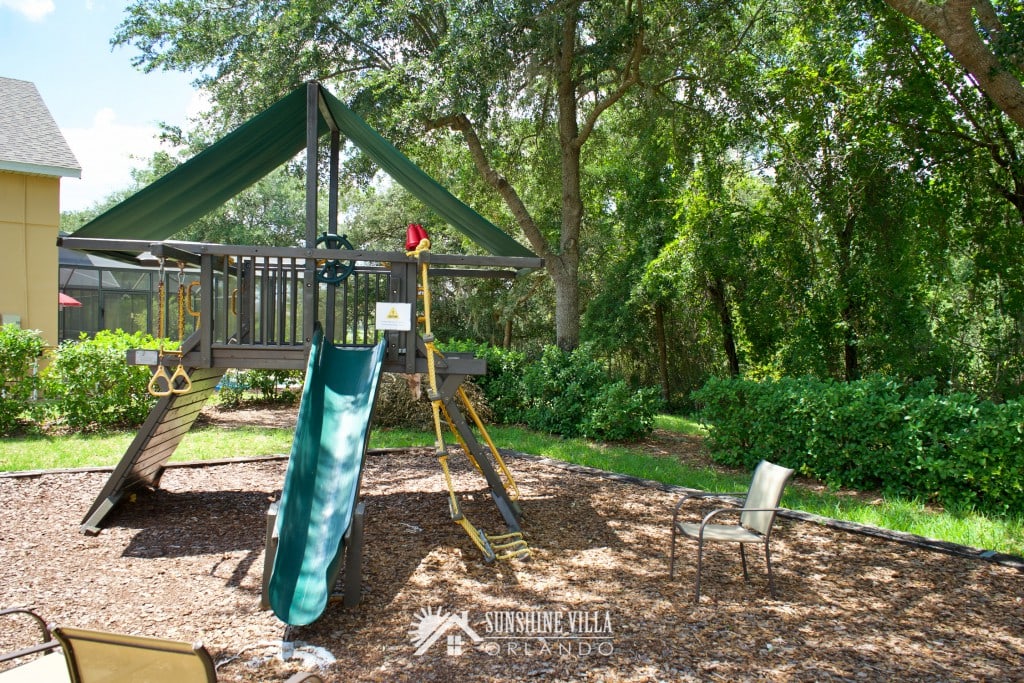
[1,406,1021,682]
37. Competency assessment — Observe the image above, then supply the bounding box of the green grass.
[0,425,294,471]
[2,416,1021,557]
[653,413,707,436]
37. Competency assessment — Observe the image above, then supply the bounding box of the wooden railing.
[57,237,543,373]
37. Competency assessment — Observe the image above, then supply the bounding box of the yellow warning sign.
[375,302,413,331]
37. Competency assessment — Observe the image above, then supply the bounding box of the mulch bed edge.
[3,448,1021,571]
[500,448,1024,572]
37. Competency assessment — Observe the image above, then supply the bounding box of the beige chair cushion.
[0,652,71,683]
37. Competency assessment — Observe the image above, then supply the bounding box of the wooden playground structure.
[58,81,544,625]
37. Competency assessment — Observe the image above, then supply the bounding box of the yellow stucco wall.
[0,170,59,346]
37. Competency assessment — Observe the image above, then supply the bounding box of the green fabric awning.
[71,83,535,258]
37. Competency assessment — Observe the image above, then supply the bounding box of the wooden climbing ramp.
[80,332,225,534]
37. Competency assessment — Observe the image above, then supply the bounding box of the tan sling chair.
[0,609,322,683]
[670,460,794,602]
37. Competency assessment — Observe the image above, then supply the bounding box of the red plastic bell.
[405,223,429,251]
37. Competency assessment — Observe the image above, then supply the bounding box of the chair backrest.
[53,627,216,683]
[740,460,794,535]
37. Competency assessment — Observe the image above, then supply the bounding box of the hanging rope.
[147,260,172,397]
[168,261,192,393]
[147,259,192,397]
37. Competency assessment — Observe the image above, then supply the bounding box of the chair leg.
[765,542,777,599]
[694,538,704,603]
[669,524,678,579]
[739,544,749,582]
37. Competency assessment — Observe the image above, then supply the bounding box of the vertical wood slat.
[290,262,299,344]
[199,253,213,367]
[259,259,268,344]
[277,258,287,344]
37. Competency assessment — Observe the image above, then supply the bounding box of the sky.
[0,0,205,211]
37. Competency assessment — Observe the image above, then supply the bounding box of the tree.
[114,0,690,349]
[880,0,1024,128]
[580,94,685,398]
[868,2,1024,396]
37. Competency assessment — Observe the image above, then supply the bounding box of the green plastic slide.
[268,326,387,625]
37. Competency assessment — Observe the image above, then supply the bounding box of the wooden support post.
[260,501,280,611]
[342,502,366,608]
[303,81,320,346]
[199,253,213,367]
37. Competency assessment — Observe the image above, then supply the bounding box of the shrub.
[521,345,605,436]
[216,369,301,408]
[0,324,46,435]
[520,344,658,441]
[42,330,162,431]
[216,370,247,408]
[439,341,529,424]
[693,375,1024,515]
[581,381,661,441]
[246,369,301,403]
[439,341,658,442]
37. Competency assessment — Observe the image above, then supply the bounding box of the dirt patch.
[196,403,301,430]
[1,409,1021,682]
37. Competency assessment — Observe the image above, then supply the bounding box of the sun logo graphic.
[408,606,483,656]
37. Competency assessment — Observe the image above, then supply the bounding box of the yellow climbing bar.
[439,454,495,562]
[457,386,521,500]
[440,401,482,473]
[407,223,528,563]
[486,532,531,561]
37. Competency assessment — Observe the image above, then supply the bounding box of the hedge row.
[3,327,658,443]
[445,341,660,442]
[692,375,1024,515]
[0,324,46,434]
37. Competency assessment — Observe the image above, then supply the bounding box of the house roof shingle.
[0,76,81,178]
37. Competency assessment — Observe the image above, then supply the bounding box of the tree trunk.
[837,210,860,382]
[842,306,860,382]
[553,6,584,350]
[440,1,643,351]
[882,0,1024,128]
[655,303,670,403]
[707,277,740,377]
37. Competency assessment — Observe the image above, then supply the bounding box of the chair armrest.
[695,507,787,538]
[672,492,746,526]
[0,608,60,664]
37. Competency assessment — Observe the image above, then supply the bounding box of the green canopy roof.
[70,83,535,258]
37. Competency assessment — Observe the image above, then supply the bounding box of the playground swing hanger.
[147,259,194,397]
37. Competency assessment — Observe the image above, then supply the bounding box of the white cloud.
[61,107,166,212]
[0,0,54,21]
[60,92,211,213]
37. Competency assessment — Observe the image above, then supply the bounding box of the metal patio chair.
[670,460,794,602]
[1,608,322,683]
[0,608,65,683]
